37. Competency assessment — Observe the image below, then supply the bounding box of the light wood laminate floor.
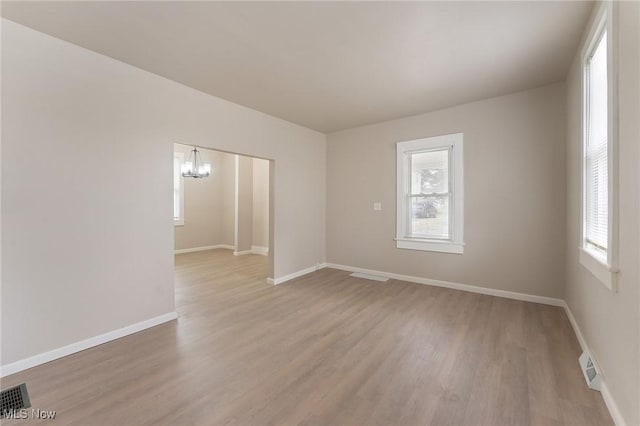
[2,249,612,425]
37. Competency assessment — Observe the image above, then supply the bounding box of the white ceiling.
[2,1,593,133]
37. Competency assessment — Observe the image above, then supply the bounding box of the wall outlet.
[373,202,382,211]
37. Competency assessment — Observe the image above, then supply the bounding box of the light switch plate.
[373,202,382,211]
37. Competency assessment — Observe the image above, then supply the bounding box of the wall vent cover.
[1,383,31,417]
[350,272,389,282]
[578,351,601,391]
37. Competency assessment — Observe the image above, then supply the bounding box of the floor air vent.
[579,351,601,391]
[1,383,31,417]
[349,272,389,282]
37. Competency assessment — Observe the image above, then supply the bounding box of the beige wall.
[174,145,235,251]
[252,158,270,249]
[326,83,566,298]
[235,156,254,253]
[221,153,236,247]
[1,20,326,366]
[565,2,640,425]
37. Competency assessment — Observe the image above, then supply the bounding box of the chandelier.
[181,146,211,178]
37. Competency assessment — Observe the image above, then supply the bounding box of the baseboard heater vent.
[579,351,601,391]
[1,383,31,417]
[350,272,389,282]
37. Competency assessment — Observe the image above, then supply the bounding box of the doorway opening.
[172,143,274,281]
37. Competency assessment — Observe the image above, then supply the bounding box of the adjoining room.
[174,143,271,267]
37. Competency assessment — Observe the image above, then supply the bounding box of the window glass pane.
[585,31,608,253]
[396,133,463,252]
[411,196,449,239]
[411,149,449,195]
[588,32,607,153]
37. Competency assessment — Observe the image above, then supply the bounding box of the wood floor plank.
[1,249,613,425]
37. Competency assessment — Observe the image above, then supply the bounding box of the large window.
[585,30,608,258]
[174,152,184,226]
[580,2,617,290]
[396,133,464,254]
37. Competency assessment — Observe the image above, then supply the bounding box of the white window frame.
[579,1,618,291]
[174,151,185,226]
[396,133,464,254]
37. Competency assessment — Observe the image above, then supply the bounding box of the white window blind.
[585,31,608,256]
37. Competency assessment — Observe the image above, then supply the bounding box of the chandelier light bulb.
[181,146,212,179]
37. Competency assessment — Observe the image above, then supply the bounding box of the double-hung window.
[396,133,464,254]
[174,151,184,226]
[580,2,617,290]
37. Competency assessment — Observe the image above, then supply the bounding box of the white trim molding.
[268,263,327,285]
[396,133,464,254]
[579,247,618,290]
[561,301,590,353]
[268,261,562,306]
[175,244,234,254]
[562,301,626,426]
[324,263,563,306]
[601,382,627,426]
[234,246,269,256]
[579,0,619,292]
[251,245,269,256]
[1,312,178,377]
[271,265,317,285]
[395,238,464,254]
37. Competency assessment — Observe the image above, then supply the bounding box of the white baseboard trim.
[324,263,564,306]
[270,263,325,285]
[561,301,589,354]
[562,301,626,426]
[234,246,269,256]
[601,382,627,426]
[0,311,178,377]
[273,265,317,285]
[175,244,234,254]
[251,246,269,256]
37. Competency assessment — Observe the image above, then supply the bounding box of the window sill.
[396,238,464,254]
[579,247,616,291]
[174,220,184,227]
